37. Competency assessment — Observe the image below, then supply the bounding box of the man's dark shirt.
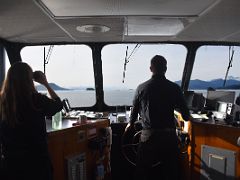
[130,74,190,130]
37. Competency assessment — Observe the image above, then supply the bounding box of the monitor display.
[217,102,228,113]
[183,91,194,109]
[183,91,205,112]
[205,90,235,111]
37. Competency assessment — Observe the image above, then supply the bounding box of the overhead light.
[76,25,110,33]
[125,17,188,36]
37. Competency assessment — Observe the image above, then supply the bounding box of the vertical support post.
[4,43,22,64]
[181,44,199,91]
[0,44,5,87]
[91,43,106,111]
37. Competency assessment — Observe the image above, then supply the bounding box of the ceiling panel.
[55,17,125,42]
[0,0,240,44]
[176,0,240,42]
[39,0,218,17]
[0,0,72,43]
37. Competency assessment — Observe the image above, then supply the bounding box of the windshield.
[102,44,187,106]
[191,45,240,98]
[21,45,95,107]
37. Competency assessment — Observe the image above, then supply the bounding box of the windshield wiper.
[223,46,234,87]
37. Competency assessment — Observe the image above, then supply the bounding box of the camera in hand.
[33,71,41,81]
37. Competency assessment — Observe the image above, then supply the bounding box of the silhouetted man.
[125,55,190,180]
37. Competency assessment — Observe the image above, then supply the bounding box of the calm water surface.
[42,89,240,108]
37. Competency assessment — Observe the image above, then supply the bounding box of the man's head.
[150,55,167,75]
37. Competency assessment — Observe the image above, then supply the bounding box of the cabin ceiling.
[0,0,240,44]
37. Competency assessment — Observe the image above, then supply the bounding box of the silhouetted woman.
[0,62,62,180]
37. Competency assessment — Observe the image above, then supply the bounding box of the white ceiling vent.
[125,17,189,36]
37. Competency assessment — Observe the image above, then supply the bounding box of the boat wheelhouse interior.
[0,0,240,180]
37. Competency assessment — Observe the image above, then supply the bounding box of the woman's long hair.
[0,62,37,126]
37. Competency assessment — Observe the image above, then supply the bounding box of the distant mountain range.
[35,83,95,91]
[35,83,70,91]
[175,78,240,89]
[35,78,240,91]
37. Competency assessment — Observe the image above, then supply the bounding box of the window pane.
[21,45,95,107]
[102,44,187,106]
[191,46,240,98]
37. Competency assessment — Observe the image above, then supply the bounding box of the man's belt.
[140,128,176,142]
[142,128,175,133]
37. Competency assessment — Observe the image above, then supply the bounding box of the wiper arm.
[223,46,234,87]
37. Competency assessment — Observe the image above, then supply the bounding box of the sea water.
[41,89,240,108]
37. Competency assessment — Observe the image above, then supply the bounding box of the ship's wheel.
[121,123,141,166]
[121,120,190,167]
[121,121,163,167]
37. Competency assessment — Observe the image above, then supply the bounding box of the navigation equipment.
[205,90,235,111]
[183,91,205,112]
[62,98,72,113]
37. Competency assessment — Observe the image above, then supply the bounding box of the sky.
[5,44,240,89]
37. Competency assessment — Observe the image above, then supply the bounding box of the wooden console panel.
[47,119,111,180]
[190,121,240,180]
